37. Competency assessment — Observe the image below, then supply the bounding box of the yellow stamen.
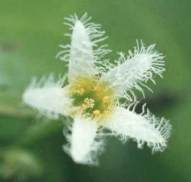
[70,76,115,120]
[102,96,109,104]
[93,110,101,117]
[75,87,85,95]
[94,85,101,92]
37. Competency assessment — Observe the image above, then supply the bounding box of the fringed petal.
[102,41,165,100]
[57,13,111,81]
[23,75,71,118]
[63,116,103,165]
[104,106,171,152]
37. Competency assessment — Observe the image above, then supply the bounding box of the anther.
[102,96,109,104]
[93,110,101,117]
[94,85,101,91]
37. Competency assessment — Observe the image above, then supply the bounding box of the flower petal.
[68,20,96,81]
[23,76,71,118]
[102,42,165,99]
[57,13,111,82]
[104,106,171,152]
[63,116,103,165]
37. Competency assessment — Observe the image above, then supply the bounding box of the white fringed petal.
[57,13,111,82]
[68,20,96,82]
[104,107,171,152]
[65,116,101,165]
[23,77,71,118]
[102,42,165,98]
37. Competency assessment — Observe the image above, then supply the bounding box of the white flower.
[23,13,172,165]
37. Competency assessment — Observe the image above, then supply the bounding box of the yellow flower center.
[69,76,115,120]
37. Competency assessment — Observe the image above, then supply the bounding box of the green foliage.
[0,0,190,181]
[0,148,42,181]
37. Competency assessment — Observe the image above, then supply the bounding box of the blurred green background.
[0,0,190,181]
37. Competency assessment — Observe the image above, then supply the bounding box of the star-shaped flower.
[23,13,171,165]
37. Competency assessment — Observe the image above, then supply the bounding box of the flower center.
[69,76,115,120]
